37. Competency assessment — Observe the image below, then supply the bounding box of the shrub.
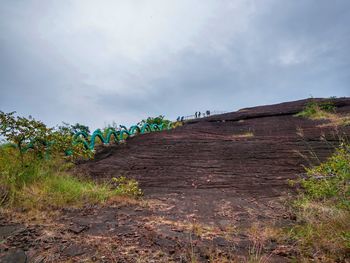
[112,176,143,197]
[0,111,91,161]
[0,111,52,163]
[18,173,115,208]
[295,100,336,120]
[302,142,349,205]
[138,115,171,127]
[0,112,141,209]
[289,142,350,261]
[0,148,142,209]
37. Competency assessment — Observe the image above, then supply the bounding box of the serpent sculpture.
[8,121,178,156]
[72,122,173,151]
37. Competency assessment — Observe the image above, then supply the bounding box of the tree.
[70,123,90,135]
[0,112,91,163]
[138,115,171,127]
[0,111,52,164]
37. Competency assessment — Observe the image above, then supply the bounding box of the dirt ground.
[1,98,350,262]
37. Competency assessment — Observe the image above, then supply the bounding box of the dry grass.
[104,194,146,207]
[246,224,282,263]
[289,199,350,262]
[317,113,350,127]
[286,141,350,261]
[295,100,337,120]
[232,131,254,139]
[294,99,350,127]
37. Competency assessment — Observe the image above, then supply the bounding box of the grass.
[295,99,350,128]
[318,113,350,128]
[295,100,336,120]
[246,224,281,263]
[0,144,142,210]
[232,131,254,138]
[17,174,116,209]
[287,141,350,261]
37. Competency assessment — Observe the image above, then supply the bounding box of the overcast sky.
[1,0,349,129]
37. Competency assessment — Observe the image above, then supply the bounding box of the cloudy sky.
[1,0,349,129]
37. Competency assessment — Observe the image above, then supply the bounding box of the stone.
[0,249,27,263]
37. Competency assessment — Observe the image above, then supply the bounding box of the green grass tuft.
[288,142,350,261]
[295,100,336,120]
[0,144,142,210]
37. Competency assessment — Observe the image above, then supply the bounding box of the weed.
[246,224,280,263]
[232,131,254,139]
[112,176,143,197]
[0,145,142,209]
[288,142,350,261]
[295,100,336,120]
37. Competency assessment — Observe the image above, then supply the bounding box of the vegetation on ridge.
[295,99,336,120]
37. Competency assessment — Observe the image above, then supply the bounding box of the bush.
[0,112,142,209]
[0,111,52,163]
[112,176,143,197]
[295,100,336,119]
[0,111,91,161]
[138,115,171,127]
[289,142,350,261]
[302,142,349,206]
[18,173,117,208]
[0,147,142,209]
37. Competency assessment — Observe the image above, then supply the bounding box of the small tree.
[70,123,90,135]
[138,115,171,127]
[0,112,92,163]
[0,111,52,164]
[51,127,92,160]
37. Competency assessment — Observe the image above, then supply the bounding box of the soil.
[1,98,350,262]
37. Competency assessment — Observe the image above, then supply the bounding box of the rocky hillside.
[80,97,350,197]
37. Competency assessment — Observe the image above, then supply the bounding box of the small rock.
[212,237,228,247]
[62,244,86,257]
[68,225,88,234]
[0,249,27,263]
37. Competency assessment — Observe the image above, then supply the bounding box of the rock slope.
[81,97,350,197]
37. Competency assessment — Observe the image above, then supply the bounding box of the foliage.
[112,176,143,197]
[0,146,142,209]
[0,111,142,211]
[69,123,90,135]
[0,112,91,161]
[0,111,52,162]
[289,142,350,261]
[52,125,93,160]
[171,121,183,129]
[138,115,171,127]
[20,174,115,208]
[295,100,336,119]
[302,142,350,205]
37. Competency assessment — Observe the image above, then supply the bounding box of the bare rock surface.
[82,97,350,195]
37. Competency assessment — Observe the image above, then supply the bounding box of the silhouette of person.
[198,112,201,118]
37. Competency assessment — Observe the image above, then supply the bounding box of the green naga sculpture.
[72,122,173,152]
[15,121,178,156]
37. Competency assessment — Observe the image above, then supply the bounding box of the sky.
[0,0,349,129]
